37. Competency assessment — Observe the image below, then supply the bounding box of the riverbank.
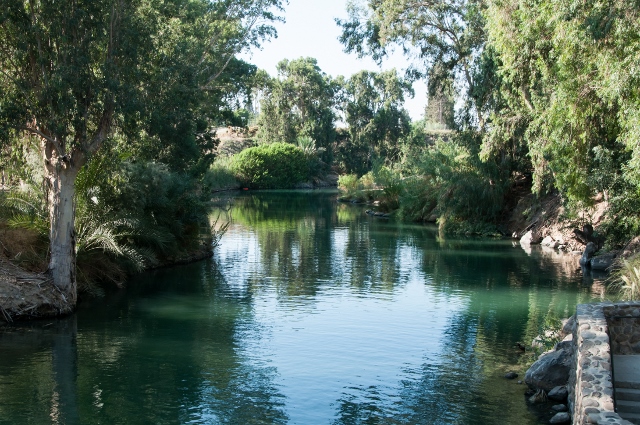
[0,256,72,321]
[0,234,215,323]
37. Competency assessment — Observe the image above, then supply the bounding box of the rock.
[561,315,576,337]
[521,230,543,245]
[541,236,558,248]
[579,242,597,267]
[554,340,573,352]
[504,371,518,379]
[549,412,570,424]
[590,252,616,271]
[552,404,568,412]
[294,181,314,189]
[548,386,568,401]
[525,345,572,391]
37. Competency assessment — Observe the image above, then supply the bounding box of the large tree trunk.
[43,143,83,308]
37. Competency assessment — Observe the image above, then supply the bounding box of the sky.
[239,0,428,120]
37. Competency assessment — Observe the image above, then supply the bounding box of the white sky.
[239,0,428,120]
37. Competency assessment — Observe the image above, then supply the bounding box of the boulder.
[590,252,616,271]
[552,404,568,412]
[541,236,559,248]
[521,230,543,245]
[579,242,597,267]
[548,386,568,401]
[549,412,571,424]
[524,344,572,391]
[561,315,576,338]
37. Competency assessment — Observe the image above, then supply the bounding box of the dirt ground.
[0,256,71,322]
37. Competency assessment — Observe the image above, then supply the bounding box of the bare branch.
[22,126,65,157]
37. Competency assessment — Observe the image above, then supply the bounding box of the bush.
[611,256,640,300]
[398,132,507,235]
[203,156,240,191]
[230,142,310,189]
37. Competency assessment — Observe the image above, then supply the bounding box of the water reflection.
[0,190,614,424]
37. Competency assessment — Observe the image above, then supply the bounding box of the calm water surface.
[0,190,610,424]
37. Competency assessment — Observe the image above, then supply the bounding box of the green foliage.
[336,70,412,175]
[484,0,640,222]
[337,165,402,211]
[230,142,310,189]
[296,136,327,179]
[256,58,337,163]
[338,174,361,195]
[399,132,507,235]
[338,0,490,129]
[0,0,284,296]
[611,256,640,301]
[533,316,563,356]
[204,156,241,191]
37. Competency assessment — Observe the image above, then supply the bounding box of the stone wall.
[604,304,640,355]
[569,302,639,425]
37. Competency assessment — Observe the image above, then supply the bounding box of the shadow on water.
[0,190,615,424]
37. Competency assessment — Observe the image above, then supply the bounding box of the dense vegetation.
[0,0,284,302]
[329,0,640,242]
[231,142,310,189]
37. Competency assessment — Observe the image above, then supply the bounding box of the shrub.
[338,174,360,195]
[203,156,240,191]
[398,132,507,234]
[230,142,309,189]
[611,256,640,300]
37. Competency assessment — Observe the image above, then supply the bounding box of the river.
[0,190,610,424]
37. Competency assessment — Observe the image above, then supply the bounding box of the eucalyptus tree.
[484,0,640,203]
[338,0,491,129]
[256,57,338,161]
[338,69,412,174]
[0,0,284,307]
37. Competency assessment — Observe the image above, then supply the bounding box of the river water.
[0,190,610,424]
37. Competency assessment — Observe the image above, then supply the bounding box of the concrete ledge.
[569,302,640,425]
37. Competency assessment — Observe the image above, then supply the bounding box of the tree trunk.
[43,144,83,308]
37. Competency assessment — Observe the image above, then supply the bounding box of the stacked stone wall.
[604,304,640,355]
[569,302,639,425]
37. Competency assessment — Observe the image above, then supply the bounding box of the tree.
[0,0,283,307]
[338,0,489,129]
[256,57,337,161]
[337,69,412,174]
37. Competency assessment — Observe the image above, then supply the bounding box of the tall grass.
[204,156,240,191]
[611,256,640,300]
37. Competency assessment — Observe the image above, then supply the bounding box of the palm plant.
[611,256,640,300]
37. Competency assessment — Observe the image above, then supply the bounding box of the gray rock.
[521,230,543,245]
[549,412,570,424]
[561,315,576,338]
[579,242,597,267]
[554,340,573,352]
[547,386,568,401]
[552,404,568,412]
[590,252,616,271]
[541,236,558,248]
[294,181,314,189]
[504,371,518,379]
[525,346,572,391]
